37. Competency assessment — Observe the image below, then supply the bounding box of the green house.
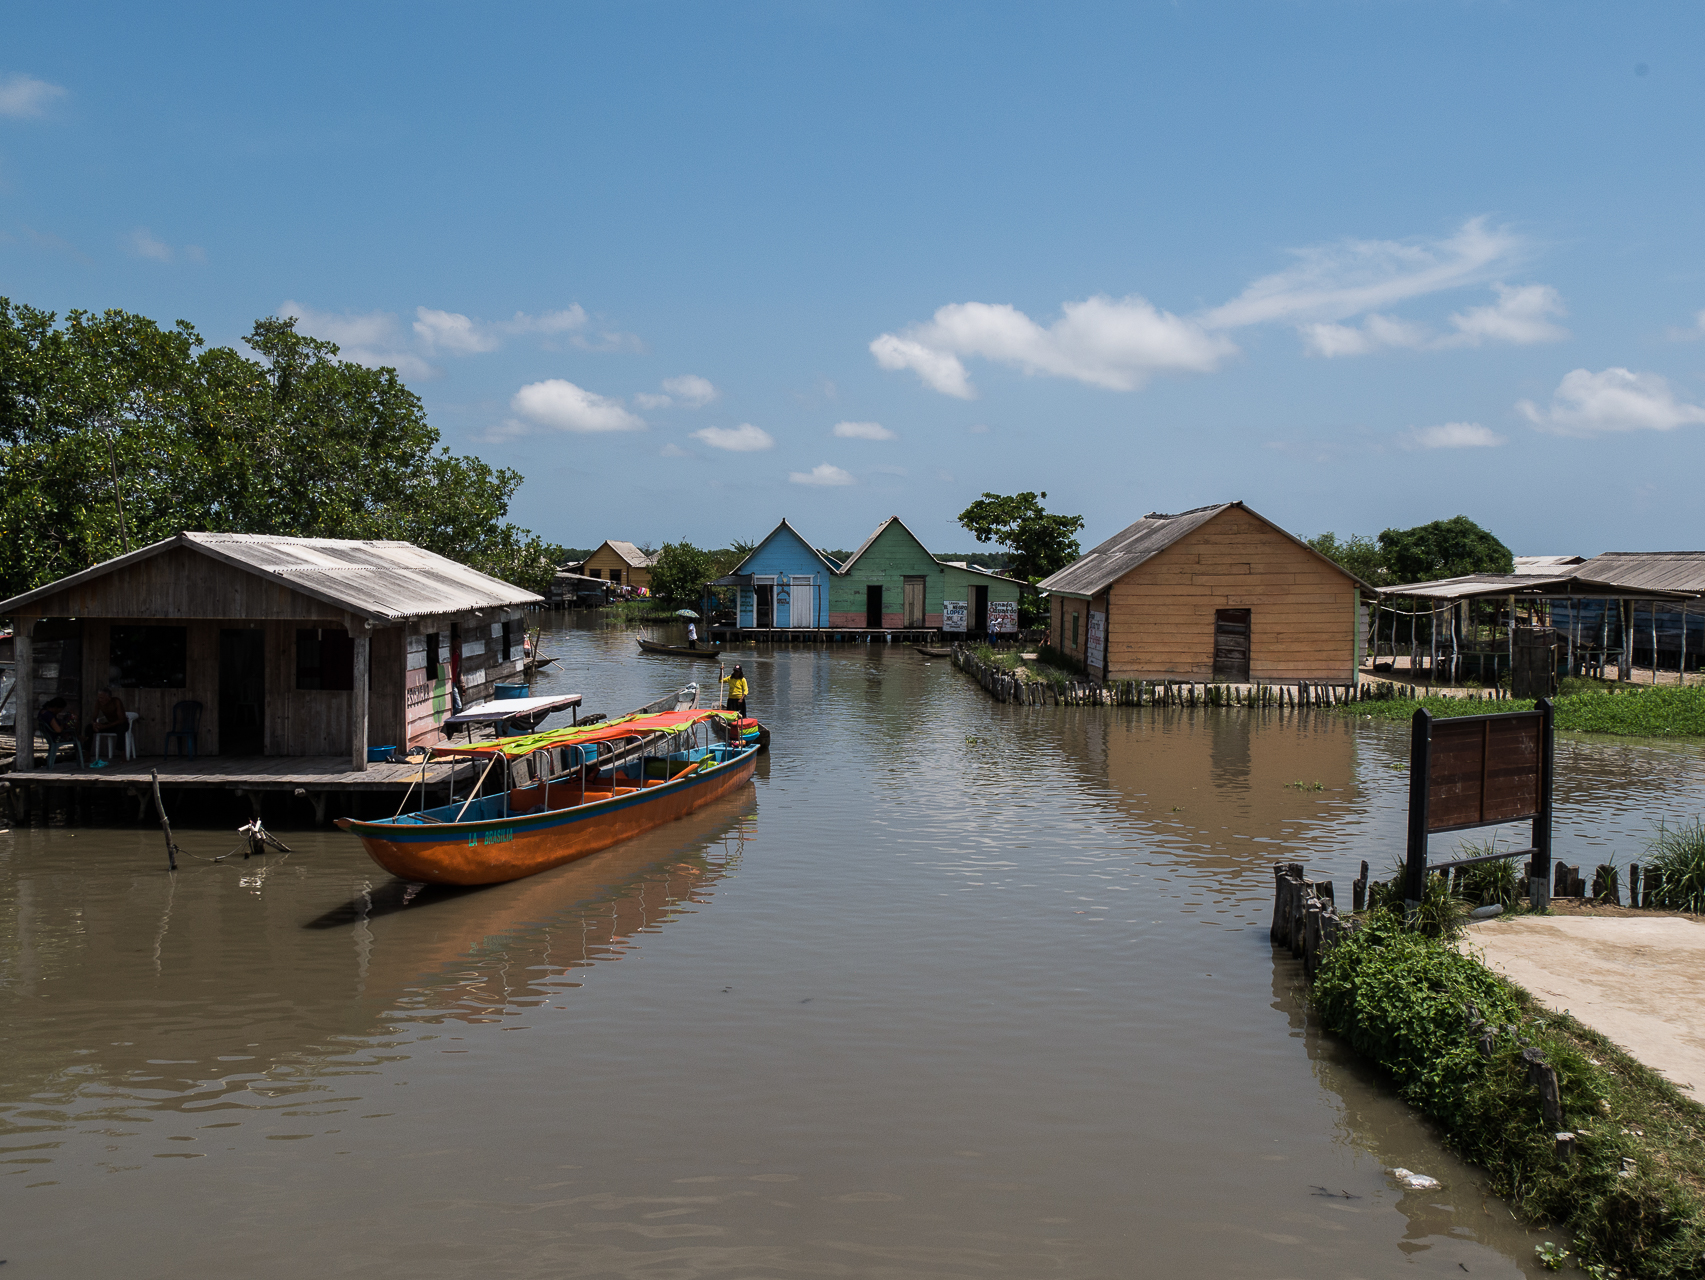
[828,516,1023,633]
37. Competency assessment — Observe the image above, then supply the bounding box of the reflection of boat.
[336,707,759,885]
[638,638,723,659]
[915,645,953,658]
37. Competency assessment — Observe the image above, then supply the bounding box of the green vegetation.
[1313,912,1705,1278]
[957,491,1084,626]
[1307,514,1513,588]
[971,642,1077,690]
[1646,818,1705,913]
[0,300,564,595]
[648,541,719,602]
[1343,684,1705,737]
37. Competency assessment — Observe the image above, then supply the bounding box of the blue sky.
[4,3,1704,556]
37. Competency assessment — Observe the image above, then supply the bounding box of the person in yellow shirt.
[722,665,748,715]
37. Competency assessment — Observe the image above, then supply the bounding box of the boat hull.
[338,748,758,885]
[637,640,723,659]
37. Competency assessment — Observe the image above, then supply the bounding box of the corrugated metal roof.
[1377,573,1573,601]
[1036,501,1367,598]
[1570,552,1705,595]
[1514,555,1585,575]
[599,540,659,568]
[0,532,541,621]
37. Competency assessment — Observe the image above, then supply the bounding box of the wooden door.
[755,583,774,628]
[1213,609,1251,682]
[903,577,926,628]
[791,577,813,628]
[972,585,988,634]
[218,628,265,755]
[865,585,883,628]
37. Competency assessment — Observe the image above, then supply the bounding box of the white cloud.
[692,423,774,452]
[870,333,975,398]
[127,228,174,262]
[872,295,1234,397]
[1668,309,1705,341]
[1205,217,1520,329]
[279,300,436,379]
[511,379,646,433]
[1409,421,1505,449]
[633,392,672,409]
[789,463,854,486]
[659,443,691,458]
[0,73,66,119]
[1518,368,1705,437]
[413,307,500,354]
[1301,313,1430,357]
[504,307,588,336]
[833,420,895,440]
[662,374,718,407]
[1444,283,1569,346]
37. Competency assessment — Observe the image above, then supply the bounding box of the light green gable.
[827,518,946,622]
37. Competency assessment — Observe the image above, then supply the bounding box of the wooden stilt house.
[1,532,541,773]
[1037,502,1369,683]
[827,516,1023,632]
[713,518,839,629]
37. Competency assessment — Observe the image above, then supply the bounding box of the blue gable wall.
[734,520,835,628]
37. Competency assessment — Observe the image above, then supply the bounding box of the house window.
[110,625,187,689]
[609,568,622,584]
[296,628,354,690]
[1071,611,1079,649]
[425,630,441,680]
[501,619,515,663]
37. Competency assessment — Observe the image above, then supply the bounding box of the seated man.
[83,686,128,754]
[37,697,83,767]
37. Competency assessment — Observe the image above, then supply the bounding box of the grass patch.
[968,643,1077,690]
[1343,683,1705,738]
[1313,912,1705,1278]
[1647,818,1705,913]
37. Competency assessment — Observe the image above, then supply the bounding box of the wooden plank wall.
[1102,507,1356,682]
[826,523,948,627]
[581,545,652,589]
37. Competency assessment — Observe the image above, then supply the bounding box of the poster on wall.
[988,601,1019,633]
[942,600,968,631]
[1087,610,1106,670]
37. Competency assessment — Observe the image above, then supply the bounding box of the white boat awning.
[442,693,583,727]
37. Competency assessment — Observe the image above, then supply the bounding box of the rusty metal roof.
[597,540,659,568]
[0,532,541,621]
[1513,555,1585,575]
[1569,552,1705,595]
[1037,501,1370,598]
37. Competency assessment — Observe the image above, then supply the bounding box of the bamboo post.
[150,769,179,872]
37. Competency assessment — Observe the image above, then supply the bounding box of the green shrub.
[1647,817,1705,913]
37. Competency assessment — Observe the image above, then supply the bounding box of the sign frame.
[1404,700,1553,910]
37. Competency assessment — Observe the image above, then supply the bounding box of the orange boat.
[336,707,758,885]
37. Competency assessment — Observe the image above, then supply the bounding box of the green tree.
[955,491,1084,582]
[0,300,565,598]
[1378,516,1514,585]
[1306,532,1388,586]
[649,540,717,602]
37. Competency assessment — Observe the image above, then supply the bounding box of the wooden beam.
[350,619,370,773]
[12,623,33,772]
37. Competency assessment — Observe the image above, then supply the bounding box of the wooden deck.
[1,737,469,792]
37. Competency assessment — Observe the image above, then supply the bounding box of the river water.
[6,616,1705,1278]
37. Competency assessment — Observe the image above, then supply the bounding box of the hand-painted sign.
[988,601,1018,634]
[942,600,968,631]
[1087,610,1106,670]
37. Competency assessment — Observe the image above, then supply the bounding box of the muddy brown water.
[6,617,1705,1277]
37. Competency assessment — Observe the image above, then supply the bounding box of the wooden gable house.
[716,518,838,629]
[1037,502,1368,684]
[828,516,1022,632]
[1,532,541,773]
[581,540,658,590]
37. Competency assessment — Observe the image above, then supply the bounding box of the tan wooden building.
[580,540,658,590]
[1037,502,1367,684]
[1,532,540,773]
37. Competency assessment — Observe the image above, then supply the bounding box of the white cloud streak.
[511,379,646,433]
[1409,422,1505,449]
[1518,368,1705,437]
[833,420,895,440]
[692,423,774,452]
[873,218,1562,393]
[279,300,436,379]
[789,463,854,486]
[413,307,500,354]
[663,374,718,406]
[0,73,66,119]
[127,228,174,261]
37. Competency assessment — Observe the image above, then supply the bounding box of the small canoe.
[638,638,722,659]
[915,645,954,658]
[337,707,756,885]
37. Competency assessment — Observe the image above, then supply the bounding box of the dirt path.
[1465,913,1705,1094]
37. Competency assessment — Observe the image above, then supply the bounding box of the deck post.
[12,623,33,772]
[350,620,370,774]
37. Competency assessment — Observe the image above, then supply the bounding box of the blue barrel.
[494,683,530,700]
[367,745,397,763]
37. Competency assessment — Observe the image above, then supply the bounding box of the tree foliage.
[955,491,1084,583]
[1378,515,1513,585]
[1305,532,1389,586]
[0,299,564,599]
[648,540,717,602]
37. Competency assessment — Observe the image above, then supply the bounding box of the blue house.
[716,519,840,629]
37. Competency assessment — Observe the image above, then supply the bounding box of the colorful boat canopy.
[430,708,741,760]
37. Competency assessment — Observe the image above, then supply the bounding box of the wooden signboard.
[1405,701,1553,908]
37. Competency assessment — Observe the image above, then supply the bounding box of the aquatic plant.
[1645,817,1705,913]
[1455,845,1520,909]
[1342,684,1705,738]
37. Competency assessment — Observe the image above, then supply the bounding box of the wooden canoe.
[637,638,723,659]
[337,740,758,885]
[915,645,954,658]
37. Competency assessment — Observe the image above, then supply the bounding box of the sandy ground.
[1465,913,1705,1094]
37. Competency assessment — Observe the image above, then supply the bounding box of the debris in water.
[1386,1167,1442,1190]
[1309,1186,1361,1199]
